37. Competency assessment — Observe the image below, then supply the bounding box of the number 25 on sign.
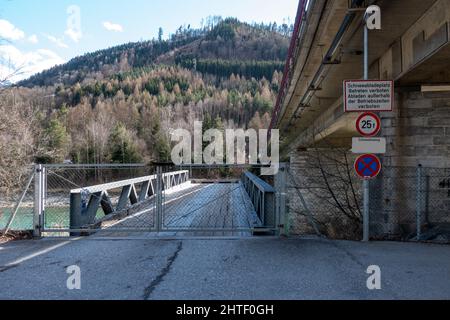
[356,112,381,137]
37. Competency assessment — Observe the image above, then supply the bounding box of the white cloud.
[0,19,25,41]
[0,45,65,83]
[28,34,39,44]
[103,21,123,32]
[65,5,82,42]
[65,28,82,43]
[45,35,69,49]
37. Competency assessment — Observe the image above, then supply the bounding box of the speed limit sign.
[356,112,381,137]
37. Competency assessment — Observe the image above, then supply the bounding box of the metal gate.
[33,164,281,237]
[158,165,273,235]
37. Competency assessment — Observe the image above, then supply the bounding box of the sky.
[0,0,299,82]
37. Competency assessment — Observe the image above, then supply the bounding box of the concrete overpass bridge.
[271,0,450,240]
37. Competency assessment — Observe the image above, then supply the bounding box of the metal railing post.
[416,164,423,240]
[33,164,44,237]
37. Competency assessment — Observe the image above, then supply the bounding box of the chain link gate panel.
[158,165,276,236]
[40,164,157,236]
[35,164,280,237]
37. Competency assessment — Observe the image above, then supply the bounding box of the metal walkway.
[99,182,260,237]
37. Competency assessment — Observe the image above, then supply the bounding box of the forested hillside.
[1,18,290,192]
[20,18,290,87]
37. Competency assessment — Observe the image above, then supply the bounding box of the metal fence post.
[33,164,44,237]
[276,163,287,236]
[416,164,423,240]
[156,165,163,233]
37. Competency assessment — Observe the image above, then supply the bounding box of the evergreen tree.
[108,123,142,163]
[158,27,163,42]
[38,118,70,163]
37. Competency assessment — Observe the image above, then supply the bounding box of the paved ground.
[0,236,450,300]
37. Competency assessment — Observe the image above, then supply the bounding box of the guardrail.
[269,0,308,133]
[69,170,189,230]
[241,172,276,227]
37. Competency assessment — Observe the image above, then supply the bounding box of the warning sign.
[344,80,393,112]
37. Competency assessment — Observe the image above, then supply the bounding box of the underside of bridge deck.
[276,0,448,154]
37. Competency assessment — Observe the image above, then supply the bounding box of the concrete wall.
[382,90,450,168]
[370,90,450,238]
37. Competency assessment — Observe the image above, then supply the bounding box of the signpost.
[343,5,385,242]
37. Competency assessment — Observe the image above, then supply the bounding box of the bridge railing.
[69,170,189,230]
[241,171,276,227]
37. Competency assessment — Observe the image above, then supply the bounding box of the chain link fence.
[43,164,152,235]
[159,165,268,236]
[0,166,35,233]
[8,161,446,242]
[285,154,363,240]
[285,160,450,243]
[370,166,450,242]
[2,164,276,237]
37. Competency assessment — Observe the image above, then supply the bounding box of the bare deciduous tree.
[288,129,362,239]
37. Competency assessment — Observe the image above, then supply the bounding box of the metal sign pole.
[362,23,370,242]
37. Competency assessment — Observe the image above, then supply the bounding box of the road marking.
[5,240,81,267]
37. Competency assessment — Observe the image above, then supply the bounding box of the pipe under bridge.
[67,168,278,236]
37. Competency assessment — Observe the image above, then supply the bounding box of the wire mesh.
[39,164,270,236]
[160,166,261,234]
[286,154,363,239]
[43,165,153,232]
[286,159,450,242]
[0,166,34,232]
[370,166,450,241]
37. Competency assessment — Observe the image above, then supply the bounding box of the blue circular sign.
[354,154,382,179]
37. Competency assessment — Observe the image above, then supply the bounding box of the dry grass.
[0,231,33,244]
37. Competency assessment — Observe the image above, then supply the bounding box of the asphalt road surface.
[1,236,450,300]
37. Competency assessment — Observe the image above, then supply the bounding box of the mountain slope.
[1,18,290,174]
[19,19,290,88]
